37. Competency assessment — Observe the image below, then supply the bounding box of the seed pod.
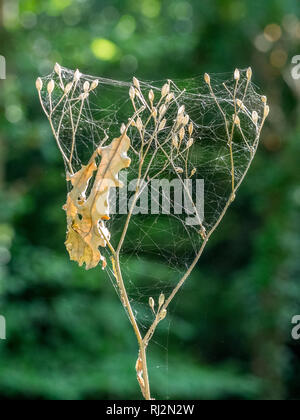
[261,95,267,103]
[152,107,158,118]
[159,104,167,117]
[133,77,140,90]
[159,293,165,307]
[136,117,143,131]
[234,68,240,81]
[64,82,73,94]
[166,93,174,102]
[236,99,242,108]
[120,123,126,134]
[74,69,81,82]
[172,135,179,149]
[129,86,135,100]
[252,110,258,124]
[190,168,196,177]
[177,105,185,115]
[183,114,190,126]
[47,80,55,94]
[188,122,194,136]
[246,67,252,81]
[161,83,170,98]
[264,105,270,118]
[175,167,184,174]
[83,81,90,92]
[149,297,155,312]
[179,126,185,141]
[148,89,154,103]
[35,77,43,91]
[159,309,167,321]
[233,115,240,126]
[54,62,62,76]
[90,79,99,90]
[204,73,210,84]
[158,118,166,131]
[176,114,184,126]
[186,138,194,148]
[80,92,89,100]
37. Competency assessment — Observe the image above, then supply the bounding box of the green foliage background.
[0,0,300,400]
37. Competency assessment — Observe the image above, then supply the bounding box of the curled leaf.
[64,133,131,269]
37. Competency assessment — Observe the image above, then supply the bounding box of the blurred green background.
[0,0,300,400]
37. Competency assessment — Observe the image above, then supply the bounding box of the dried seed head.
[252,110,258,124]
[183,114,190,126]
[54,62,62,76]
[186,138,194,148]
[236,99,243,108]
[129,86,135,100]
[190,168,196,177]
[74,69,81,82]
[90,79,99,90]
[204,73,210,84]
[188,122,194,137]
[152,107,158,118]
[159,309,167,321]
[200,227,207,240]
[172,135,179,149]
[149,297,155,311]
[83,81,90,92]
[159,293,165,307]
[261,95,267,104]
[175,167,184,174]
[136,117,143,131]
[148,89,154,103]
[158,118,166,131]
[64,82,73,94]
[177,105,185,116]
[179,126,185,141]
[234,68,240,81]
[264,104,270,118]
[176,114,184,126]
[166,93,174,102]
[35,77,43,91]
[133,77,140,90]
[246,67,252,81]
[159,104,167,117]
[47,79,55,94]
[161,83,170,98]
[233,115,240,126]
[80,92,89,100]
[120,123,126,134]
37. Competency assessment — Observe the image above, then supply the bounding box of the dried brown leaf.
[64,133,131,269]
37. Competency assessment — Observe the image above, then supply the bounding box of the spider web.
[37,65,267,395]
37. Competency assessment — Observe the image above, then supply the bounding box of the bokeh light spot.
[140,0,161,18]
[20,11,37,29]
[254,34,272,53]
[91,39,119,61]
[0,247,11,265]
[120,55,138,73]
[264,23,282,42]
[48,0,72,14]
[115,15,136,40]
[270,48,288,68]
[5,105,23,123]
[169,1,193,19]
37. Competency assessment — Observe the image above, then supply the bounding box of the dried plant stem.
[37,68,268,401]
[113,254,151,400]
